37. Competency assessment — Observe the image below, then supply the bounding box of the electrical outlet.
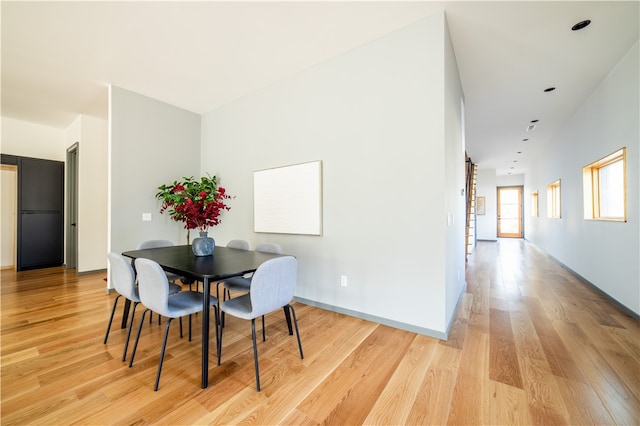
[340,275,348,287]
[142,213,152,221]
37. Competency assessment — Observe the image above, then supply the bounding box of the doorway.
[1,165,18,270]
[66,143,78,269]
[497,186,523,238]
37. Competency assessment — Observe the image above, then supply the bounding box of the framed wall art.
[253,160,322,235]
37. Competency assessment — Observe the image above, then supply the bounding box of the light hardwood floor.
[1,239,639,425]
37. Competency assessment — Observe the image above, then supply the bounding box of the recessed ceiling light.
[517,151,522,154]
[572,20,591,31]
[544,87,556,92]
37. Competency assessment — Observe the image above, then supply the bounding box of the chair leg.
[188,314,192,341]
[217,308,224,366]
[129,309,150,368]
[122,301,140,361]
[221,288,230,328]
[251,318,261,391]
[287,304,304,359]
[262,315,266,342]
[179,317,183,338]
[148,312,162,325]
[103,295,122,344]
[154,318,173,391]
[283,306,293,335]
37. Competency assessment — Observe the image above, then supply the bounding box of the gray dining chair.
[137,240,183,323]
[223,242,282,297]
[214,239,251,306]
[104,252,142,361]
[221,242,282,327]
[129,257,219,391]
[226,239,250,251]
[219,256,303,391]
[137,240,185,288]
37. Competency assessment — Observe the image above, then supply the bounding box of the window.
[583,148,626,221]
[531,191,538,217]
[547,180,561,218]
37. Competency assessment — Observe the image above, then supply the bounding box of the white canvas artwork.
[253,161,322,235]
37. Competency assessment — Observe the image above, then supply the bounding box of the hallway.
[455,238,639,424]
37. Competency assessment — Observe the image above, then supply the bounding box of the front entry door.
[497,186,523,238]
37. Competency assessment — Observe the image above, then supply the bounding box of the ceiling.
[2,1,638,175]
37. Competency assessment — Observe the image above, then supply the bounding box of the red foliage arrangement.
[156,175,232,233]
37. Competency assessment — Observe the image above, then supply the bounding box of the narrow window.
[531,191,538,217]
[547,180,561,218]
[583,148,626,221]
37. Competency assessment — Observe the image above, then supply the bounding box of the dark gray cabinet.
[2,155,64,270]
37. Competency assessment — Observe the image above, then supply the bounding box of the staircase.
[465,156,477,259]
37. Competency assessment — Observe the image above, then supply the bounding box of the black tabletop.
[122,245,284,281]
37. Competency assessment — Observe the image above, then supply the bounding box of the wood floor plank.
[524,296,588,384]
[555,376,617,425]
[489,308,523,389]
[405,343,461,425]
[27,389,112,426]
[152,398,210,425]
[307,326,415,425]
[510,309,546,361]
[519,355,571,425]
[552,318,640,423]
[363,334,438,425]
[279,408,319,425]
[1,390,79,426]
[73,384,160,425]
[198,313,376,424]
[1,239,638,425]
[237,320,378,425]
[446,330,490,425]
[607,325,640,364]
[489,380,531,425]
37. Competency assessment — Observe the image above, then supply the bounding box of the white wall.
[443,17,467,330]
[108,86,201,281]
[476,169,497,240]
[497,174,524,187]
[525,41,639,315]
[1,117,66,160]
[201,12,464,337]
[75,116,108,272]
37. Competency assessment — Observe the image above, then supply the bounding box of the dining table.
[122,244,285,388]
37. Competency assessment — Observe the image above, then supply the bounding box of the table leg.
[202,277,210,388]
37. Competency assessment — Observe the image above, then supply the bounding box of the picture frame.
[476,196,486,215]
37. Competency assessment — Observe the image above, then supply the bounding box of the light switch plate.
[142,213,152,221]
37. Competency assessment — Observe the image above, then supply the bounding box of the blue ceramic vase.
[192,231,215,256]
